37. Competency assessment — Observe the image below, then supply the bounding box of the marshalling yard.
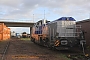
[0,19,90,60]
[1,0,90,60]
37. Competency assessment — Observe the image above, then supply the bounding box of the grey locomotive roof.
[47,17,76,24]
[56,17,76,21]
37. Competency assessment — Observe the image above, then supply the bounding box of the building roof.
[77,19,90,24]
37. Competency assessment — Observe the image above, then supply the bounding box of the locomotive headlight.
[61,40,68,45]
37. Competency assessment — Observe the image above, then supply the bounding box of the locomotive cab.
[31,19,50,45]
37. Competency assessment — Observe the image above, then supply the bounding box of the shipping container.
[0,23,4,33]
[0,23,11,40]
[6,28,10,34]
[8,28,10,34]
[0,34,2,40]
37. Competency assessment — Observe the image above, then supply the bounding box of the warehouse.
[76,19,90,46]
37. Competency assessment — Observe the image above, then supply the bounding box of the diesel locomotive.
[31,17,86,50]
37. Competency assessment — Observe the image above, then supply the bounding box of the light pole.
[33,14,34,22]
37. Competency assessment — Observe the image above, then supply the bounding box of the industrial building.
[77,19,90,46]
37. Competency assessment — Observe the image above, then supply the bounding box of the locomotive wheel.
[31,38,33,42]
[47,44,56,50]
[47,45,52,50]
[31,38,35,43]
[52,46,56,51]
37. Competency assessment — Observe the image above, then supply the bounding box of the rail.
[1,41,10,60]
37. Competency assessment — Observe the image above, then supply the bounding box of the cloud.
[1,0,90,33]
[0,0,21,7]
[0,0,90,20]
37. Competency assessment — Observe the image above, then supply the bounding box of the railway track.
[55,48,90,60]
[66,46,90,60]
[29,42,90,60]
[0,38,90,60]
[32,40,90,60]
[68,53,90,60]
[1,40,10,60]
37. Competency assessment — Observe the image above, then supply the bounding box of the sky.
[0,0,90,33]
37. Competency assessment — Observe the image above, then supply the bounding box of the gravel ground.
[0,38,70,60]
[0,38,90,60]
[0,40,9,59]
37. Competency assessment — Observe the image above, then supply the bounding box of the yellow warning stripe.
[55,40,60,46]
[55,42,60,46]
[55,40,59,44]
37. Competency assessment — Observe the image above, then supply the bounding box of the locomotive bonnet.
[48,17,76,38]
